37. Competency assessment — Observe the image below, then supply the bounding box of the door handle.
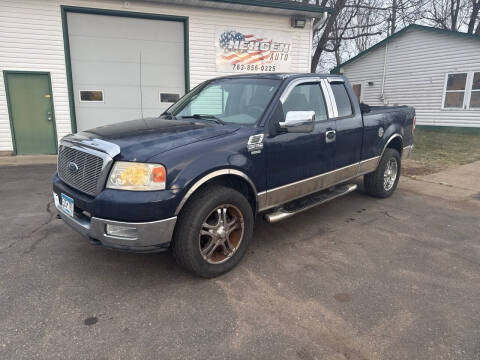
[326,129,336,143]
[47,111,53,122]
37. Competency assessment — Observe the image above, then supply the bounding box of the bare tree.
[287,0,476,72]
[424,0,470,31]
[311,0,386,72]
[467,0,480,33]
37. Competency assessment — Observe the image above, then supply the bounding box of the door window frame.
[279,77,336,119]
[3,70,58,155]
[324,77,355,120]
[280,81,330,122]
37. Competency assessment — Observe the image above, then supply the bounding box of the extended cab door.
[263,79,336,208]
[326,79,363,172]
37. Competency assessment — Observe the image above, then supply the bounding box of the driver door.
[264,80,336,208]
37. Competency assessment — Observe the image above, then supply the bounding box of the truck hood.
[70,117,240,162]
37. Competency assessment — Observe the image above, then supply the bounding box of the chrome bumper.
[55,202,177,252]
[402,145,414,159]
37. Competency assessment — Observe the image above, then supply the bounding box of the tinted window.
[331,83,353,117]
[283,83,328,121]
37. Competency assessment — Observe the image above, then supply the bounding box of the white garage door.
[67,12,185,131]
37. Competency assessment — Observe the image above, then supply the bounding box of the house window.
[443,73,467,108]
[352,84,362,103]
[470,72,480,109]
[443,72,480,110]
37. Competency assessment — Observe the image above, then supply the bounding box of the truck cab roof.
[210,73,345,82]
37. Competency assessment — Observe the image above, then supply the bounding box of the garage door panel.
[141,86,184,108]
[68,12,185,130]
[69,36,142,63]
[141,64,185,86]
[77,86,141,107]
[73,62,141,86]
[67,13,184,42]
[70,36,184,65]
[140,44,185,65]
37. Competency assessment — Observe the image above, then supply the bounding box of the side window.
[444,73,467,108]
[330,83,353,118]
[470,72,480,109]
[283,83,328,121]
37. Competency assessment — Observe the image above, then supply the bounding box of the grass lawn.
[403,127,480,176]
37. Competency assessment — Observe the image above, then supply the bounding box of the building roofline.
[203,0,333,14]
[144,0,333,16]
[331,24,480,74]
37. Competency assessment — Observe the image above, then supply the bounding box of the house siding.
[0,0,312,152]
[340,28,480,127]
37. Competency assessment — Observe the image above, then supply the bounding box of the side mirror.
[279,111,315,133]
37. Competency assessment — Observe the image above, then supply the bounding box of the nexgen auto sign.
[216,28,293,73]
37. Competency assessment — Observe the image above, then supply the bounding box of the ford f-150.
[53,73,415,277]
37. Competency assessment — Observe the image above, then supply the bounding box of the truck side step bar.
[264,183,358,223]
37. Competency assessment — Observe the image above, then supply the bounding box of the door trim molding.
[257,153,388,212]
[3,70,58,155]
[60,5,190,133]
[259,161,361,211]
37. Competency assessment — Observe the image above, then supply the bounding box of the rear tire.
[172,185,254,278]
[364,148,401,198]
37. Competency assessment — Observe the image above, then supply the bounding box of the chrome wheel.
[199,204,245,264]
[383,158,398,191]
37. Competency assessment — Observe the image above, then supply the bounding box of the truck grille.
[58,145,104,196]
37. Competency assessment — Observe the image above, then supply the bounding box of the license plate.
[61,193,74,217]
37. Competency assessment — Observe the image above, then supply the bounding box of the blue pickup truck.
[53,73,415,277]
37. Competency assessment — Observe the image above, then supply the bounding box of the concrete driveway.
[0,163,479,360]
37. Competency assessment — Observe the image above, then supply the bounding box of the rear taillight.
[412,116,416,136]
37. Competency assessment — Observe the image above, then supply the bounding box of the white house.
[333,25,480,128]
[0,0,331,155]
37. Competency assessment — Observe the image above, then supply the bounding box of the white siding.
[340,28,480,127]
[0,0,312,152]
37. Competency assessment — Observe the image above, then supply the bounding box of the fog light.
[106,224,138,238]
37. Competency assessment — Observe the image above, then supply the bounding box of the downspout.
[380,41,388,104]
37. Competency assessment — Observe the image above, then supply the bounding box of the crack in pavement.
[404,175,477,192]
[23,199,57,254]
[0,199,58,255]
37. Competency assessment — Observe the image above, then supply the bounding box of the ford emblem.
[68,161,79,172]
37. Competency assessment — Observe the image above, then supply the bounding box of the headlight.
[106,162,166,191]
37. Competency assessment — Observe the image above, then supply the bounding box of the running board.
[264,184,358,223]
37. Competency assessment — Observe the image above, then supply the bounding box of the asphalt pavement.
[0,163,479,360]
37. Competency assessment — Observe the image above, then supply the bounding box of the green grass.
[406,127,480,174]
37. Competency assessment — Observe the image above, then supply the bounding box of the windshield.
[168,78,281,125]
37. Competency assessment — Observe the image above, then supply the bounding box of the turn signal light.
[153,166,166,183]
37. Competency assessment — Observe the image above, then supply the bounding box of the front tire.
[172,185,254,278]
[364,148,401,198]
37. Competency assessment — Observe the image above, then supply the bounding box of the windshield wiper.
[181,114,225,125]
